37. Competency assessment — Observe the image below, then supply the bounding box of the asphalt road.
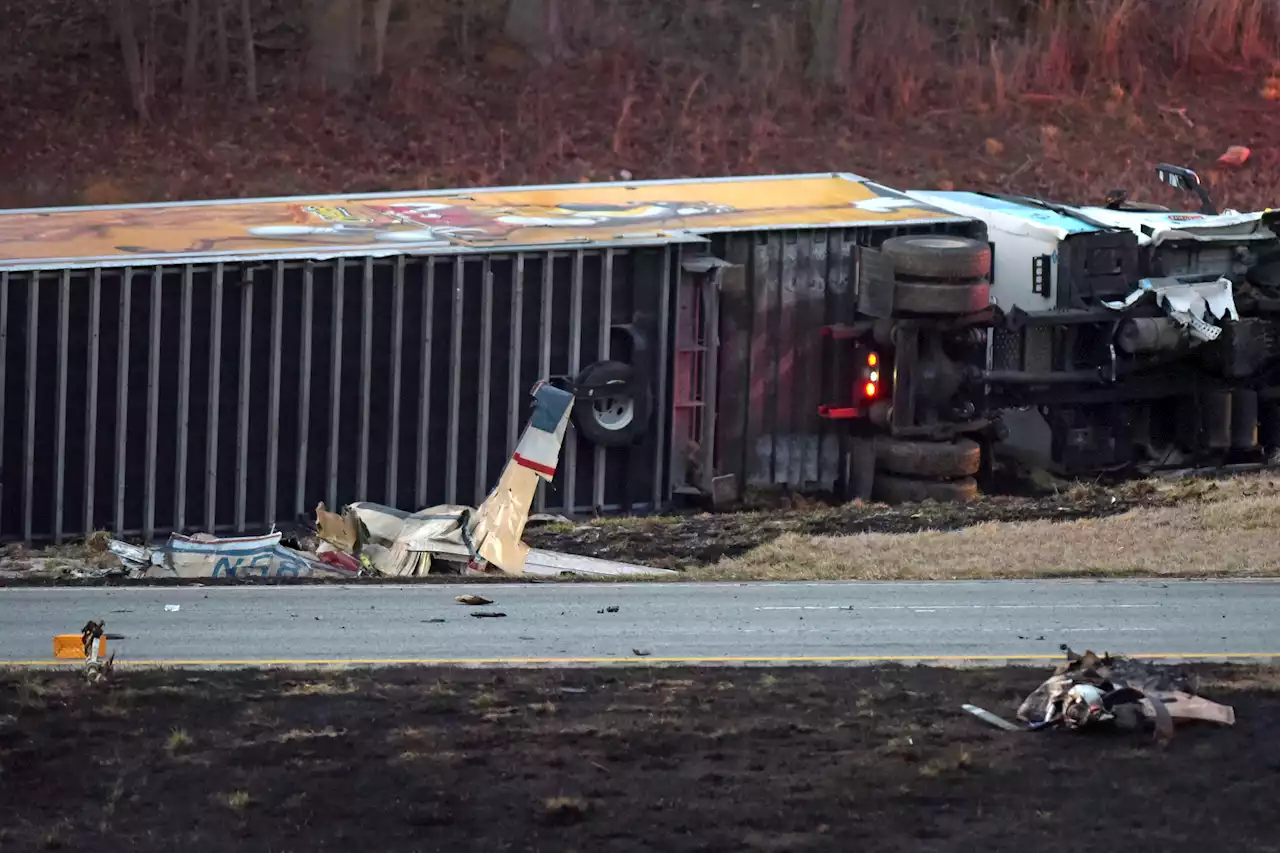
[2,580,1278,668]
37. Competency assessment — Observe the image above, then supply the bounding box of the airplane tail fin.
[468,380,575,573]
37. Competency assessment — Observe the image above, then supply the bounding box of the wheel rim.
[904,236,972,250]
[592,395,635,430]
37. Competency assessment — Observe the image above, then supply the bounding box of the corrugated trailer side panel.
[0,216,986,544]
[710,220,985,492]
[0,247,677,543]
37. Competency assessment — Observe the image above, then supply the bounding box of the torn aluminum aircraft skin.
[343,380,675,578]
[363,379,577,577]
[1103,276,1240,343]
[115,532,361,580]
[1014,648,1234,740]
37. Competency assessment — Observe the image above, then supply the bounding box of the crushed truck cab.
[845,163,1280,486]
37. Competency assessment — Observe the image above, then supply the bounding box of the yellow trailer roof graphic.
[0,173,966,270]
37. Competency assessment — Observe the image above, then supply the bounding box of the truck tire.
[875,437,982,478]
[570,359,651,448]
[893,279,990,315]
[873,473,979,504]
[881,235,991,281]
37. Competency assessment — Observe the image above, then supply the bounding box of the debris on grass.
[962,704,1021,731]
[540,796,590,826]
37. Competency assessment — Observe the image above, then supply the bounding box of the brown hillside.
[2,0,1279,209]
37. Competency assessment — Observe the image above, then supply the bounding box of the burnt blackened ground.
[0,663,1274,853]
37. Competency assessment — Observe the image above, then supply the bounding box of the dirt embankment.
[523,473,1272,574]
[3,1,1279,211]
[3,471,1276,584]
[1,663,1273,852]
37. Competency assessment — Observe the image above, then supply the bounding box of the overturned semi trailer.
[0,173,982,543]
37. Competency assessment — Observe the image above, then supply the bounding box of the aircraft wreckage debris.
[965,646,1235,742]
[52,619,124,683]
[101,382,674,582]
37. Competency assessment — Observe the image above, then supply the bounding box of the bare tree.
[213,0,229,87]
[113,0,149,121]
[307,0,361,93]
[240,0,257,103]
[504,0,565,65]
[455,0,471,56]
[807,0,856,86]
[371,0,393,76]
[183,0,201,97]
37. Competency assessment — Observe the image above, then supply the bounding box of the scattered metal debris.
[527,513,573,526]
[319,384,674,580]
[598,605,620,614]
[108,539,164,573]
[107,531,361,581]
[967,646,1236,741]
[79,382,671,584]
[53,620,123,683]
[962,704,1021,731]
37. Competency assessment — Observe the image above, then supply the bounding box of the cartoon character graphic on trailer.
[0,175,959,268]
[245,199,740,247]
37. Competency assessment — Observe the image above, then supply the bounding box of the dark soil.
[0,663,1272,852]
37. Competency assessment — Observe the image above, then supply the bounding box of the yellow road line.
[3,652,1279,667]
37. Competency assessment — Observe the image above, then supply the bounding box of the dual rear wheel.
[872,437,980,503]
[870,234,990,504]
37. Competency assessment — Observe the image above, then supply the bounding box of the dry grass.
[540,795,590,826]
[279,679,357,697]
[695,474,1280,581]
[470,690,503,709]
[165,728,192,755]
[4,0,1280,212]
[277,727,345,742]
[218,790,251,812]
